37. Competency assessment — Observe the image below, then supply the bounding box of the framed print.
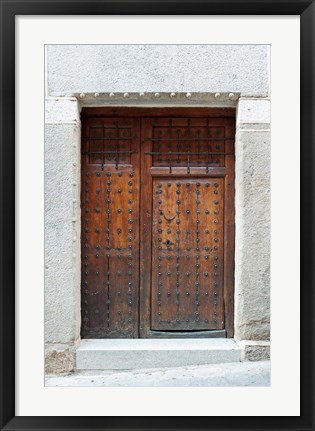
[1,1,314,430]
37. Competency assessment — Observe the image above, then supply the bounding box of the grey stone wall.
[234,99,270,342]
[47,45,269,98]
[45,45,270,372]
[45,98,81,373]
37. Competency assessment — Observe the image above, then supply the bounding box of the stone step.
[76,339,241,370]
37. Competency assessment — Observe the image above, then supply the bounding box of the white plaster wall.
[47,45,269,98]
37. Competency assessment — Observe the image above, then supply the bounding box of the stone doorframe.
[45,93,270,373]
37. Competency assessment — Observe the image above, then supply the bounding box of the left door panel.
[81,117,140,338]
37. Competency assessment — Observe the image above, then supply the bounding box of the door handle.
[160,211,176,222]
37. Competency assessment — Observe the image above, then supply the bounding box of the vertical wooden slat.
[223,119,235,337]
[139,118,153,337]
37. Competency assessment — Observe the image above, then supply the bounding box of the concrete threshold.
[76,338,241,370]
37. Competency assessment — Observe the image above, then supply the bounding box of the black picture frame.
[0,1,314,430]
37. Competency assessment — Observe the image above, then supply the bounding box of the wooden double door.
[81,108,235,339]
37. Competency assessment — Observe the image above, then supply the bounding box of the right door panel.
[151,177,225,331]
[140,115,235,338]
